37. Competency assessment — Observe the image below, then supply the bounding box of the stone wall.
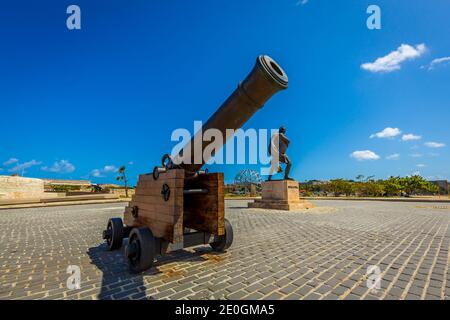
[109,188,135,198]
[0,176,45,200]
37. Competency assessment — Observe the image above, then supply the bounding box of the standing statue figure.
[268,126,293,181]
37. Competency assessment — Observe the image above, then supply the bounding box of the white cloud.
[424,56,450,70]
[361,43,426,73]
[103,165,117,172]
[416,164,427,168]
[402,133,421,141]
[409,153,423,158]
[8,160,42,173]
[42,160,75,174]
[370,127,401,139]
[3,158,19,166]
[90,169,103,178]
[386,153,400,160]
[90,165,118,178]
[350,150,380,161]
[424,141,446,148]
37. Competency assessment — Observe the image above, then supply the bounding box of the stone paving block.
[387,287,404,297]
[316,285,334,295]
[227,290,247,300]
[0,200,449,301]
[405,293,421,300]
[407,286,424,296]
[295,285,314,296]
[322,293,340,300]
[168,289,193,300]
[303,292,321,300]
[424,294,440,300]
[245,292,264,300]
[263,292,284,300]
[331,285,348,296]
[344,293,361,300]
[259,284,279,295]
[426,286,441,297]
[279,284,298,295]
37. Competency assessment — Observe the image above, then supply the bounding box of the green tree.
[427,183,439,194]
[359,180,385,197]
[302,174,438,197]
[383,176,403,196]
[329,179,354,196]
[399,175,439,196]
[116,165,129,197]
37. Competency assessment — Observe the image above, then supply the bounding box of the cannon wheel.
[126,227,155,273]
[210,218,233,252]
[104,218,123,251]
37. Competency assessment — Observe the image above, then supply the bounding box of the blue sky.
[1,0,449,185]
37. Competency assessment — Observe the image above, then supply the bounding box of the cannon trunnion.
[102,55,288,272]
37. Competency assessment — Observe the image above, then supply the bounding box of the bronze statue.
[268,126,292,181]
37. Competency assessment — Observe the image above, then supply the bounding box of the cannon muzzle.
[166,55,289,175]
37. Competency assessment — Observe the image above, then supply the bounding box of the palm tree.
[116,165,129,197]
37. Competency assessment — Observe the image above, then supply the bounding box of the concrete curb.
[225,197,450,203]
[303,197,450,203]
[0,199,130,210]
[225,196,260,200]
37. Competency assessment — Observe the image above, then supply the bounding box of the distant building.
[99,184,121,189]
[43,179,92,192]
[429,180,449,194]
[302,180,329,186]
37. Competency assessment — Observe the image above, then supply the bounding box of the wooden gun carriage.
[102,55,288,272]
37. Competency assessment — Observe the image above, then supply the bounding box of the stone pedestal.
[248,180,314,211]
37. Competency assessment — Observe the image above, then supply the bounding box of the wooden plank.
[136,179,185,190]
[123,169,184,242]
[183,173,225,235]
[130,201,182,216]
[132,194,183,208]
[125,205,182,241]
[138,169,185,181]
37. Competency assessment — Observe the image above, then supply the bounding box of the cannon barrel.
[173,55,288,174]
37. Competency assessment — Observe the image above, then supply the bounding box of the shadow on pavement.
[87,239,155,300]
[87,240,213,300]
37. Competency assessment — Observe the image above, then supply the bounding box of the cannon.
[102,55,288,272]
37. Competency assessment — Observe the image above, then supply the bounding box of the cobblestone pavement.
[1,200,449,300]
